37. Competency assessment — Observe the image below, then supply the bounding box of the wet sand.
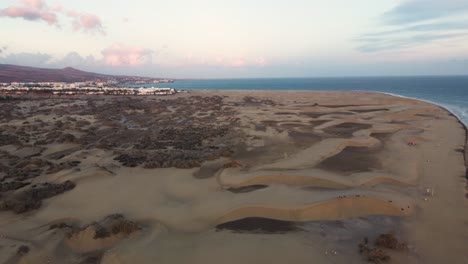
[0,91,467,263]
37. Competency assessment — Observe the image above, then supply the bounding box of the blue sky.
[0,0,467,78]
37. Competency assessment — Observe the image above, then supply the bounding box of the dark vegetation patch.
[72,96,243,169]
[352,109,389,113]
[216,217,298,233]
[0,181,76,213]
[415,114,438,118]
[46,160,81,174]
[328,112,355,115]
[300,112,329,118]
[78,252,103,264]
[67,214,141,239]
[260,120,278,126]
[3,158,48,181]
[323,123,372,138]
[0,133,21,146]
[275,112,295,115]
[320,104,368,108]
[0,181,30,192]
[317,146,381,174]
[134,126,230,150]
[254,124,267,131]
[309,120,329,126]
[16,245,30,257]
[0,96,24,102]
[375,233,407,250]
[239,96,276,107]
[46,148,81,160]
[227,185,268,193]
[49,222,75,230]
[358,233,407,263]
[389,120,407,125]
[280,123,308,129]
[56,133,77,143]
[301,112,354,118]
[115,148,232,169]
[0,155,80,183]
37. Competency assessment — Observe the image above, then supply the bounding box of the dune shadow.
[216,217,299,233]
[316,146,381,174]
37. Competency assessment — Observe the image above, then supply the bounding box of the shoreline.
[372,91,468,196]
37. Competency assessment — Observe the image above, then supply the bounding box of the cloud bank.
[357,0,468,52]
[0,0,57,25]
[101,44,153,66]
[0,0,104,34]
[382,0,468,25]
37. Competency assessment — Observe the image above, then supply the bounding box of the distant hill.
[0,64,155,83]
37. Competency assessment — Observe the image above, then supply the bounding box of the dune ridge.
[0,91,466,264]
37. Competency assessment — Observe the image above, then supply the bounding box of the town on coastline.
[0,80,178,96]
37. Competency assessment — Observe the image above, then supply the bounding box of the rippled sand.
[0,91,466,264]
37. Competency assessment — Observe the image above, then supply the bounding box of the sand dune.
[0,91,466,264]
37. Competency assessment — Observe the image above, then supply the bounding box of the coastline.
[368,91,468,196]
[370,91,468,195]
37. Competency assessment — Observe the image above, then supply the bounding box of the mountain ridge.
[0,64,158,83]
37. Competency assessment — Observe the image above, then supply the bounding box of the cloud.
[0,52,52,66]
[0,0,57,25]
[227,57,268,67]
[20,0,44,9]
[0,43,155,69]
[363,21,468,38]
[66,11,104,34]
[101,44,153,66]
[230,58,246,67]
[0,0,104,34]
[357,33,468,52]
[0,45,272,79]
[52,51,99,67]
[357,0,468,52]
[382,0,468,25]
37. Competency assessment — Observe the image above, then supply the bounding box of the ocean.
[135,76,468,126]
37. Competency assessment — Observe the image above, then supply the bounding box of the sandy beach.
[0,91,467,264]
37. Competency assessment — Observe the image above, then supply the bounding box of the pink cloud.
[101,44,153,67]
[0,0,104,33]
[50,4,62,12]
[230,58,247,67]
[67,11,104,34]
[20,0,45,9]
[0,0,57,25]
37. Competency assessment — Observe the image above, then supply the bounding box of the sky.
[0,0,467,78]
